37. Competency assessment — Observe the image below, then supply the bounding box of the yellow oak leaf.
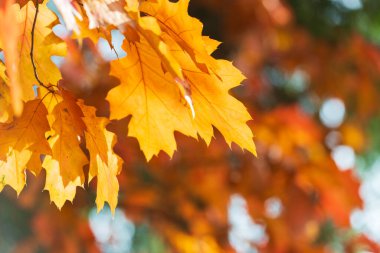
[94,130,121,213]
[107,37,198,159]
[39,90,90,208]
[42,152,82,209]
[79,101,122,213]
[41,92,88,208]
[0,148,31,194]
[44,93,88,186]
[107,35,255,159]
[0,99,50,194]
[16,1,65,100]
[107,0,255,159]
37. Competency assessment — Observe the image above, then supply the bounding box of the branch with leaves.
[0,0,255,212]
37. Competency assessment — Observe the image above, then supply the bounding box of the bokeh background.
[2,0,380,252]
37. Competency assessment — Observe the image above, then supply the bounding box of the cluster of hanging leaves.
[2,0,380,252]
[0,0,256,211]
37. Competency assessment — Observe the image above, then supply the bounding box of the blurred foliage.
[2,0,380,252]
[288,0,380,43]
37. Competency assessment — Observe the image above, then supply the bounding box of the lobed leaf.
[0,0,256,212]
[0,99,50,194]
[79,101,122,213]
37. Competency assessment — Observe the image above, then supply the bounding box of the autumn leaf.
[1,0,379,252]
[40,91,87,208]
[1,0,255,212]
[42,153,83,209]
[43,91,87,186]
[106,0,255,159]
[79,101,122,213]
[107,36,194,159]
[107,38,255,159]
[0,99,50,194]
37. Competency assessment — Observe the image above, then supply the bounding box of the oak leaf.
[79,101,122,213]
[43,92,87,186]
[41,91,88,208]
[0,99,50,194]
[107,36,255,159]
[42,153,83,209]
[0,0,256,212]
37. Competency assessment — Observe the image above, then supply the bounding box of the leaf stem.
[30,0,54,93]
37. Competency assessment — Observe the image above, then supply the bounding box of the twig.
[30,0,54,92]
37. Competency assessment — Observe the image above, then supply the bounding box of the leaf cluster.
[0,0,255,212]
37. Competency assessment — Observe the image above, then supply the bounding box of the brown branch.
[30,0,54,93]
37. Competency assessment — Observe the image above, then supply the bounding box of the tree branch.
[30,0,54,93]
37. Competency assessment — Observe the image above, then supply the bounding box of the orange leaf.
[79,101,122,213]
[0,99,50,194]
[42,92,87,208]
[107,34,255,159]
